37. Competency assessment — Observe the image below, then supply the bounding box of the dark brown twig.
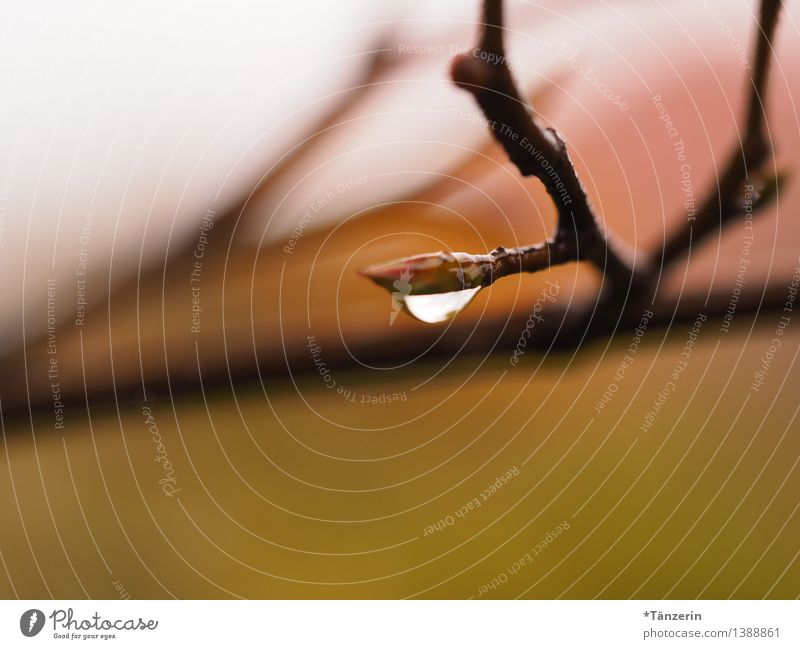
[448,0,645,294]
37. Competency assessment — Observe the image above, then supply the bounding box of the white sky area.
[0,0,769,352]
[0,0,465,350]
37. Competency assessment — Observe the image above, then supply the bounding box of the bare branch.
[448,0,643,293]
[360,239,580,297]
[363,0,784,329]
[657,0,783,268]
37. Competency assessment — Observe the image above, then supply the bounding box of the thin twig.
[367,0,783,320]
[449,0,645,294]
[657,0,783,269]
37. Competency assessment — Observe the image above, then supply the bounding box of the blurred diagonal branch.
[210,40,397,242]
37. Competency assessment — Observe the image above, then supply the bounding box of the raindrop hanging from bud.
[399,287,482,323]
[358,251,495,324]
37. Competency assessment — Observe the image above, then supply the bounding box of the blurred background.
[1,0,799,598]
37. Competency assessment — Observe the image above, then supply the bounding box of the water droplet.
[399,287,481,324]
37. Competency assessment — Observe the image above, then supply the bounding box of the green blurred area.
[1,315,799,599]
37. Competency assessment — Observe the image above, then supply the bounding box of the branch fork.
[362,0,784,329]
